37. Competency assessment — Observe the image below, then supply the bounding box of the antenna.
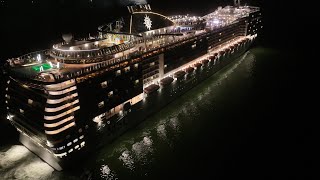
[107,23,113,32]
[234,0,240,7]
[115,19,124,32]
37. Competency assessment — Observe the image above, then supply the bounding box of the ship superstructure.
[4,1,262,170]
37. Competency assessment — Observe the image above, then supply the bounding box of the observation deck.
[5,4,260,84]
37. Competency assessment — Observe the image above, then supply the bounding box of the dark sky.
[0,0,308,59]
[0,0,258,9]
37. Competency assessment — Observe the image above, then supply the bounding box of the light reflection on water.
[0,145,54,180]
[168,117,180,132]
[0,49,260,179]
[156,124,167,140]
[100,165,117,180]
[131,136,153,166]
[89,50,256,179]
[118,150,135,171]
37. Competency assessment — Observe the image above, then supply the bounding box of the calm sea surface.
[1,47,306,179]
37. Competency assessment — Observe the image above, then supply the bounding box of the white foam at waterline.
[101,165,111,175]
[131,136,154,164]
[156,124,167,139]
[143,136,152,146]
[0,145,30,169]
[119,150,135,170]
[100,164,117,180]
[12,159,54,180]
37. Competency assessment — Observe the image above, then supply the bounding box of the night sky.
[0,0,308,59]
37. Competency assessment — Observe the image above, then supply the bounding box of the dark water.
[1,46,310,179]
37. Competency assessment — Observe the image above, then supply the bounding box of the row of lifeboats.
[218,38,250,56]
[143,38,250,95]
[143,56,216,95]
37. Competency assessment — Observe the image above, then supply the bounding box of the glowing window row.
[44,116,74,128]
[67,141,85,154]
[48,86,77,95]
[45,122,75,135]
[45,80,75,91]
[44,106,80,120]
[47,93,78,104]
[66,135,84,147]
[45,99,79,113]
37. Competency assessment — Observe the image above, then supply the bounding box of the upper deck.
[5,4,260,83]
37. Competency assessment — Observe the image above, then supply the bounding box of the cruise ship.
[3,0,262,170]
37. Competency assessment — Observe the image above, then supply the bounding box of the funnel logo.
[144,15,152,30]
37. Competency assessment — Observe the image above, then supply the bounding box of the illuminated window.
[101,81,108,88]
[116,70,121,76]
[73,139,78,143]
[98,101,104,108]
[78,128,83,133]
[28,99,33,105]
[150,62,155,66]
[135,80,139,84]
[124,66,130,73]
[108,91,113,98]
[19,109,24,114]
[80,141,85,147]
[58,146,65,150]
[134,64,139,68]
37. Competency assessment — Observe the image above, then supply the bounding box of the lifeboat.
[160,76,174,86]
[144,84,160,94]
[185,67,194,74]
[193,62,202,69]
[208,55,215,61]
[174,70,186,78]
[202,59,209,64]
